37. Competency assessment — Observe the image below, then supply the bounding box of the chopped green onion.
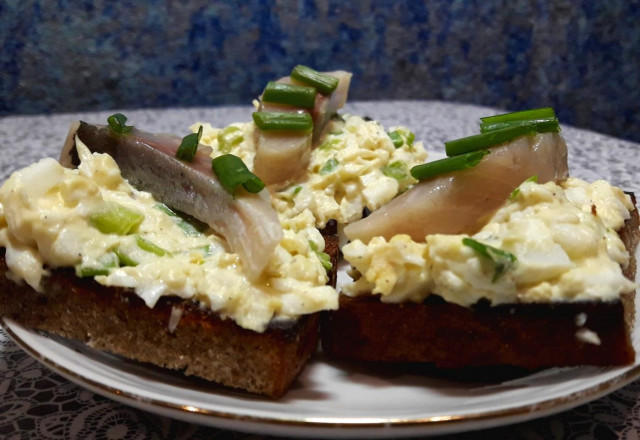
[262,81,317,108]
[319,157,339,175]
[388,131,403,148]
[319,137,342,150]
[388,128,415,148]
[89,202,144,235]
[445,120,559,156]
[410,150,489,181]
[293,185,303,195]
[113,248,138,267]
[252,111,313,132]
[154,203,206,237]
[462,238,517,282]
[135,235,170,256]
[176,125,203,162]
[198,244,214,257]
[217,126,244,153]
[480,107,556,132]
[309,241,333,271]
[509,175,538,200]
[107,113,133,135]
[211,154,265,195]
[290,65,339,95]
[76,266,110,277]
[75,252,118,277]
[381,161,408,181]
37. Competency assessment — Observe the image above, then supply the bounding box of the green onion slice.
[217,126,244,153]
[107,113,133,135]
[211,154,265,195]
[75,252,119,277]
[319,157,339,175]
[410,150,489,181]
[381,161,408,181]
[445,120,559,156]
[290,65,339,95]
[309,241,333,271]
[388,131,403,148]
[509,175,538,200]
[262,81,317,108]
[252,111,313,132]
[462,238,517,282]
[480,107,556,133]
[89,202,144,235]
[176,125,203,162]
[113,248,138,267]
[154,203,206,237]
[388,128,415,148]
[135,235,170,256]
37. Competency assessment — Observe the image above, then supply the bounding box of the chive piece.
[75,252,118,277]
[107,113,133,135]
[509,175,538,200]
[480,107,556,132]
[135,235,170,256]
[388,131,403,148]
[217,126,244,153]
[388,128,415,148]
[76,266,111,277]
[309,241,333,271]
[252,111,313,132]
[319,157,339,175]
[290,65,339,95]
[212,154,265,195]
[114,248,138,267]
[462,238,517,282]
[381,161,408,181]
[293,185,302,195]
[445,120,559,156]
[410,150,489,181]
[480,117,558,133]
[154,203,206,237]
[89,202,144,235]
[262,81,317,108]
[176,125,203,162]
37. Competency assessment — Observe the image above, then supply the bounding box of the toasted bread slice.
[0,233,339,398]
[321,195,639,369]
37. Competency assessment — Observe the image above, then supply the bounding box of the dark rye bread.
[321,195,639,369]
[0,233,340,398]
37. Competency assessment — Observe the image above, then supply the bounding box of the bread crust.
[322,195,639,369]
[0,234,340,398]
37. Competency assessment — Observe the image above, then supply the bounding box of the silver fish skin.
[253,71,352,187]
[343,132,569,243]
[60,121,283,279]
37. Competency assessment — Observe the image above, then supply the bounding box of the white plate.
[2,104,640,438]
[3,244,640,439]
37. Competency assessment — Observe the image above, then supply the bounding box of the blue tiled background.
[1,0,639,142]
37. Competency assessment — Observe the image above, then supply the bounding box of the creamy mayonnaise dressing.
[195,115,428,228]
[0,139,336,332]
[342,178,636,305]
[0,115,426,332]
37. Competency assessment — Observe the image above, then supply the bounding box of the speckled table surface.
[1,102,640,439]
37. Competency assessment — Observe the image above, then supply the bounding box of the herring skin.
[344,132,569,243]
[60,121,283,279]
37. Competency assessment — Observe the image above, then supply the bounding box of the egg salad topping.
[195,115,428,228]
[342,178,636,306]
[0,139,336,332]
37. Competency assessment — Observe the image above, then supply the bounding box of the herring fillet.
[344,132,569,243]
[253,71,352,187]
[59,121,283,279]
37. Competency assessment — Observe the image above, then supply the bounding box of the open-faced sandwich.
[322,108,639,369]
[0,66,429,397]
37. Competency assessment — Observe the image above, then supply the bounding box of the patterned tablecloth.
[1,102,640,439]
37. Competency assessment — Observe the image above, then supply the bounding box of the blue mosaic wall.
[1,0,639,142]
